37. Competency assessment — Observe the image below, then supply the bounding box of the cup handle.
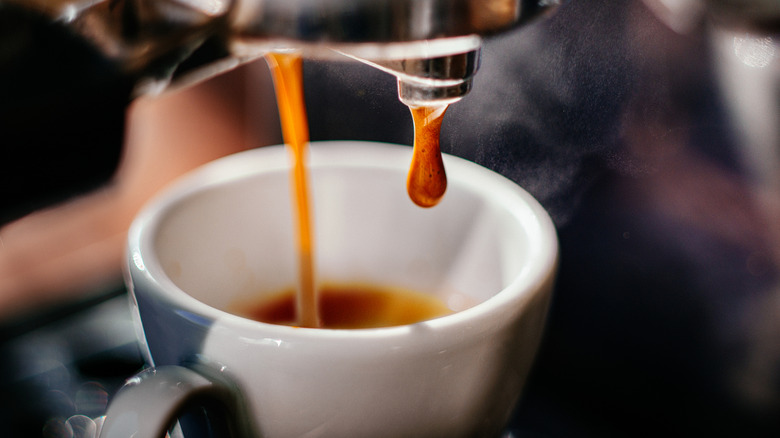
[99,362,256,438]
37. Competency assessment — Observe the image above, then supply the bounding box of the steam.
[442,2,635,226]
[302,2,635,228]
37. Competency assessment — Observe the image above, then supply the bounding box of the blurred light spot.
[65,415,97,438]
[132,251,145,271]
[60,5,79,23]
[733,35,775,68]
[75,382,108,417]
[177,0,229,15]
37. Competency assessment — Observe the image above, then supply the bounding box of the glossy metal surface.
[10,0,559,103]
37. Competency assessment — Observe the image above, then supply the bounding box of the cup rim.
[126,140,558,341]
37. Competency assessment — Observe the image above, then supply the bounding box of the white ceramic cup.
[101,141,558,438]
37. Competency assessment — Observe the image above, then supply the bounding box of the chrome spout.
[338,41,481,106]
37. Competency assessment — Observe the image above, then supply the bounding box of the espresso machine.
[0,0,557,225]
[2,0,780,437]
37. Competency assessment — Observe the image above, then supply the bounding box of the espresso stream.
[265,52,449,328]
[265,52,318,328]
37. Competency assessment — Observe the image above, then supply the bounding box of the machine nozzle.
[393,48,480,106]
[340,43,481,106]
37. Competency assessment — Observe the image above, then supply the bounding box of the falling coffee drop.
[407,104,448,208]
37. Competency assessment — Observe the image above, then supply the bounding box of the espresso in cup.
[231,283,452,329]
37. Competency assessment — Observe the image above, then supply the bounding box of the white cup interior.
[142,141,552,319]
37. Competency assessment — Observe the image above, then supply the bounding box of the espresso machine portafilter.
[0,0,558,224]
[13,0,559,105]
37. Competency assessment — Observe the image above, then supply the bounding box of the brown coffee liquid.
[407,104,449,208]
[264,53,451,328]
[235,284,452,329]
[265,52,319,328]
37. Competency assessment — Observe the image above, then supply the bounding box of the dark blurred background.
[1,0,779,436]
